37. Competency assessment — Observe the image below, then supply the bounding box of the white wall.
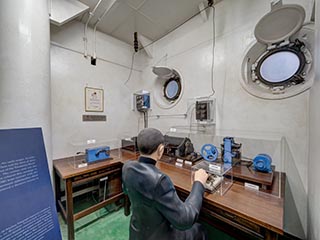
[50,21,144,159]
[137,0,312,235]
[308,0,320,238]
[139,0,311,183]
[0,0,52,173]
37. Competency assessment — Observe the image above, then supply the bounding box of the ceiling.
[78,0,207,47]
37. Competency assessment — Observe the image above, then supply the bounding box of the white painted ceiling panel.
[109,12,137,44]
[126,0,146,10]
[138,0,204,32]
[134,11,166,40]
[77,0,210,46]
[97,2,134,34]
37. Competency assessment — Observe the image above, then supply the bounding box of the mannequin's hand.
[194,169,209,186]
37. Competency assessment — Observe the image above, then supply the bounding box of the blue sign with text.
[0,128,61,240]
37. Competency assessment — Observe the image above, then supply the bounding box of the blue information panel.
[0,128,62,240]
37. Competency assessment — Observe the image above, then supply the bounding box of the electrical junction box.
[195,99,215,122]
[133,91,150,112]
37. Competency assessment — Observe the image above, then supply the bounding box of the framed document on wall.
[85,87,104,112]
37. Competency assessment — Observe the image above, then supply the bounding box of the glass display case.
[165,126,306,238]
[69,139,122,169]
[192,160,233,196]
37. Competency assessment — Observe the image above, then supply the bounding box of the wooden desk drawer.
[201,202,264,239]
[177,190,264,240]
[212,206,261,233]
[72,164,122,183]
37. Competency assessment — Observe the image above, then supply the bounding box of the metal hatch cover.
[152,66,174,79]
[254,4,305,45]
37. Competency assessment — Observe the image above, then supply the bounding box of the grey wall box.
[152,66,183,109]
[241,4,315,99]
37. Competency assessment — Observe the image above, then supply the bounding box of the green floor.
[59,199,130,240]
[58,198,235,240]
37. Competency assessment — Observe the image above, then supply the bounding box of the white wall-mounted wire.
[148,114,187,119]
[83,0,104,58]
[207,6,216,97]
[92,0,117,59]
[51,41,142,71]
[48,0,52,17]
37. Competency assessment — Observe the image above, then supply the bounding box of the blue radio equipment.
[221,137,242,164]
[201,144,218,162]
[86,146,111,164]
[253,154,272,173]
[223,138,233,164]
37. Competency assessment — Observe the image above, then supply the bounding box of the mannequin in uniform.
[122,128,209,240]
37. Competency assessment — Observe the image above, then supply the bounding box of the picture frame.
[85,87,104,112]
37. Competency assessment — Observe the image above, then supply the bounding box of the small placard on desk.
[78,162,88,168]
[175,162,183,168]
[244,182,259,191]
[176,158,184,163]
[83,115,107,122]
[209,163,221,172]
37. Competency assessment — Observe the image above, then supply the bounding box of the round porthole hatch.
[241,4,314,99]
[163,78,181,101]
[254,43,306,86]
[152,68,184,109]
[259,51,300,83]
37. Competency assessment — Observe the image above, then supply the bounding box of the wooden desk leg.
[66,179,75,240]
[265,230,278,240]
[124,195,131,216]
[54,171,61,212]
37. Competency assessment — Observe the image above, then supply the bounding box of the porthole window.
[163,78,181,101]
[241,4,315,99]
[255,45,306,86]
[259,51,300,83]
[152,68,183,109]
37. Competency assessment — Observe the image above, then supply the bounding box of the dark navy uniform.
[122,156,207,240]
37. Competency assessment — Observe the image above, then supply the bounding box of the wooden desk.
[156,161,284,240]
[53,150,138,240]
[54,150,284,240]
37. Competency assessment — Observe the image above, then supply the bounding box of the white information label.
[175,162,183,168]
[209,163,221,172]
[87,139,96,144]
[244,182,259,191]
[176,158,184,163]
[169,128,177,132]
[78,163,88,168]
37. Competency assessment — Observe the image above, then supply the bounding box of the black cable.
[124,31,139,85]
[134,32,139,52]
[124,52,135,85]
